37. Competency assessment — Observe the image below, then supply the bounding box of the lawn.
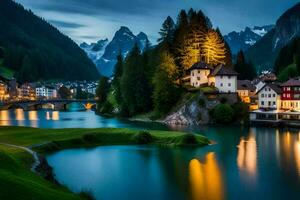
[0,126,210,200]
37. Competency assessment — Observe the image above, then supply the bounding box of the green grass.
[0,126,210,200]
[0,145,83,200]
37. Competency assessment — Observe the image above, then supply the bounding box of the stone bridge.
[0,99,97,111]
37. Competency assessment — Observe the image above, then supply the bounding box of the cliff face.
[164,92,239,126]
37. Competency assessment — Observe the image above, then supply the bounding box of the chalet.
[280,79,300,111]
[208,64,238,93]
[256,83,282,110]
[189,62,212,87]
[188,62,238,93]
[237,80,256,103]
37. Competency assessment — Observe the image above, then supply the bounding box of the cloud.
[48,20,85,29]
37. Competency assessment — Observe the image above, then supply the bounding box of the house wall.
[215,75,237,93]
[190,69,210,87]
[258,86,281,109]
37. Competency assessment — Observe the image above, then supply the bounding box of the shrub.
[82,133,98,143]
[232,102,249,123]
[213,104,234,124]
[180,134,198,145]
[132,131,153,144]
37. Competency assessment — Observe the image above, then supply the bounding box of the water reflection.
[189,153,224,200]
[237,134,257,176]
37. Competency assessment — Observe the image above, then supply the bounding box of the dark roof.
[209,64,238,77]
[257,83,282,94]
[281,79,300,87]
[237,80,256,91]
[189,62,212,71]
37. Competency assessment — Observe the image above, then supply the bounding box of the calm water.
[2,109,300,199]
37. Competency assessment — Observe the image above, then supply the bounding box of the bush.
[132,131,154,144]
[213,104,234,124]
[180,134,198,145]
[82,133,98,143]
[232,102,249,123]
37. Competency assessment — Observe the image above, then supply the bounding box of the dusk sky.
[15,0,300,44]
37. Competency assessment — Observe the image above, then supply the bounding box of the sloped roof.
[281,79,300,87]
[209,64,238,77]
[257,83,282,94]
[237,80,256,91]
[189,62,213,71]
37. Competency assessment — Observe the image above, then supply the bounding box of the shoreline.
[0,126,210,200]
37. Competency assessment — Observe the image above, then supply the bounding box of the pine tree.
[202,30,226,66]
[216,28,232,66]
[158,16,175,44]
[234,50,257,80]
[96,76,110,108]
[112,54,123,105]
[153,51,181,114]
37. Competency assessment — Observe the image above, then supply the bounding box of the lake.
[1,109,300,200]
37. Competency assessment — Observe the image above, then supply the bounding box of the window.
[265,88,268,91]
[287,87,291,91]
[197,77,200,81]
[268,94,271,98]
[261,101,264,105]
[228,83,231,87]
[261,94,264,98]
[220,83,223,87]
[273,102,276,106]
[198,70,201,73]
[268,101,271,106]
[273,94,276,98]
[228,76,231,79]
[283,94,286,98]
[287,94,290,98]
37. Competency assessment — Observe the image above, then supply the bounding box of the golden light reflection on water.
[0,110,10,126]
[52,111,59,121]
[189,153,224,200]
[15,109,25,121]
[237,135,257,176]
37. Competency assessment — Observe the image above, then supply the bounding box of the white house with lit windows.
[36,86,57,99]
[256,83,282,110]
[188,62,238,93]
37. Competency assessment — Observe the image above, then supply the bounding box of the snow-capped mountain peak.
[224,25,274,54]
[80,26,149,77]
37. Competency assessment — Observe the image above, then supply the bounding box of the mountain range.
[0,0,99,82]
[245,2,300,72]
[224,25,274,55]
[80,27,149,77]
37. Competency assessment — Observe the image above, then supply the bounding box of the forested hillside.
[0,0,99,81]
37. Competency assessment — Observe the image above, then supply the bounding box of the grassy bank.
[0,126,210,200]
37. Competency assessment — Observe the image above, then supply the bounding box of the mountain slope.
[0,0,99,81]
[81,27,149,77]
[245,2,300,71]
[224,25,274,55]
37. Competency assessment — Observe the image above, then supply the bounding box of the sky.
[15,0,300,44]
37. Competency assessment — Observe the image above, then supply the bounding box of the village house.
[237,80,257,103]
[19,83,36,100]
[0,80,9,101]
[280,79,300,111]
[256,83,282,110]
[188,62,238,93]
[36,85,57,99]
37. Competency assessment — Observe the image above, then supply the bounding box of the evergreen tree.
[234,50,257,80]
[121,44,152,116]
[158,16,175,44]
[202,30,226,66]
[153,51,181,114]
[96,76,110,108]
[112,54,123,106]
[216,28,232,66]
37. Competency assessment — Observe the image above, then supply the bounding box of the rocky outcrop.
[164,92,217,126]
[164,92,239,126]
